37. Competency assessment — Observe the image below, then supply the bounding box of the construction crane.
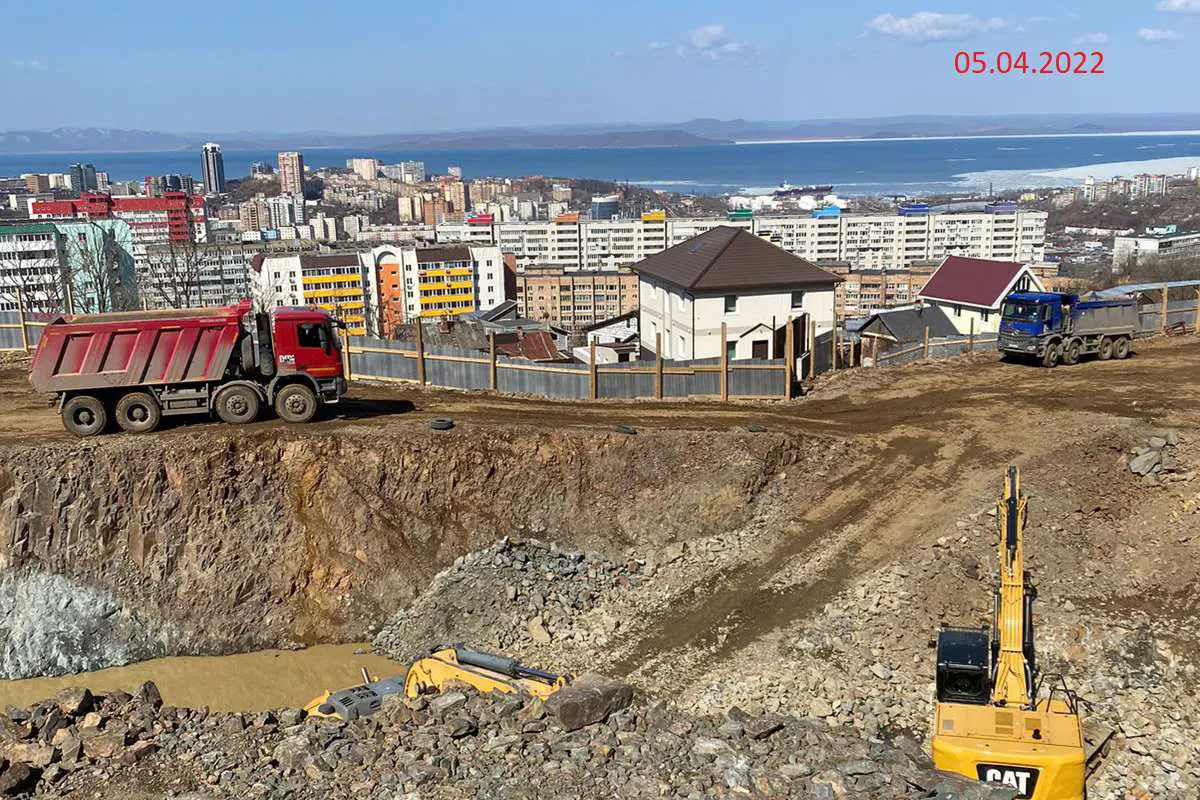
[305,644,570,722]
[931,467,1087,800]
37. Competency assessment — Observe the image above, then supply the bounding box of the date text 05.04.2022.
[953,51,1104,75]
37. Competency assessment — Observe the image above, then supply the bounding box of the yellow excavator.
[305,644,570,721]
[932,467,1088,800]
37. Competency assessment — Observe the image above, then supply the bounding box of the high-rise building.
[278,151,305,195]
[202,143,226,194]
[347,158,381,181]
[250,161,274,176]
[68,163,98,193]
[252,252,381,335]
[381,160,425,183]
[447,166,463,179]
[516,266,639,330]
[24,174,50,193]
[30,192,208,264]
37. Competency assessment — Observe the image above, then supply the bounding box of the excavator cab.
[936,626,991,705]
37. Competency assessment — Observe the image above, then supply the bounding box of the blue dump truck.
[998,291,1139,367]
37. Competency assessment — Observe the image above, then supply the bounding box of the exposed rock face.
[0,426,813,678]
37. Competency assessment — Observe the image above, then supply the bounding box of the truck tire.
[62,395,107,437]
[275,384,317,424]
[215,384,261,424]
[1041,343,1061,368]
[1061,339,1082,366]
[115,391,161,434]
[1113,336,1131,359]
[1098,337,1114,360]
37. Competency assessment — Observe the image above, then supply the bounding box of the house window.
[725,340,737,360]
[790,291,805,310]
[953,305,962,317]
[724,295,737,313]
[752,340,769,359]
[982,310,990,322]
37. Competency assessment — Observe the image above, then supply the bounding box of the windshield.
[1001,302,1047,323]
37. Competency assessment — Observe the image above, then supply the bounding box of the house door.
[752,339,769,359]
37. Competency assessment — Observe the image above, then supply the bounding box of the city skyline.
[2,1,1197,133]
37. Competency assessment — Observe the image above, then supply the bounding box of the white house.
[633,226,840,361]
[916,255,1045,335]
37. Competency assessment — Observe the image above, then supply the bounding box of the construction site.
[0,335,1197,799]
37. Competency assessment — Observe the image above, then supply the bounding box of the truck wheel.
[1061,339,1082,366]
[1041,344,1061,368]
[215,385,261,424]
[1098,338,1114,360]
[115,392,161,434]
[275,384,317,424]
[62,395,107,437]
[1113,337,1131,359]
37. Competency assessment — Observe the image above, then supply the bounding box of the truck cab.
[268,307,346,401]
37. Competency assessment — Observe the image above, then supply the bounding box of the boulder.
[545,673,634,732]
[1129,450,1161,476]
[54,688,93,717]
[0,741,54,768]
[135,681,163,711]
[0,761,36,796]
[82,730,127,760]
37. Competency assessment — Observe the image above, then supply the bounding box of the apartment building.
[1113,225,1200,270]
[30,192,208,265]
[823,263,936,317]
[140,241,255,309]
[434,208,1047,271]
[254,251,380,336]
[367,244,506,332]
[278,151,305,195]
[516,266,639,330]
[0,223,67,313]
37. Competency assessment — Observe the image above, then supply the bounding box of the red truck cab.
[29,301,347,436]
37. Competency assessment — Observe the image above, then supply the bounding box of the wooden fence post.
[870,336,878,366]
[1161,285,1168,333]
[968,318,975,352]
[830,318,838,372]
[654,333,664,400]
[923,326,930,360]
[340,327,352,381]
[720,322,729,401]
[489,333,497,390]
[784,318,794,399]
[415,320,426,385]
[807,317,815,379]
[1195,288,1200,335]
[589,340,598,400]
[16,288,28,352]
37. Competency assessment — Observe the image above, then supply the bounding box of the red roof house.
[916,256,1044,334]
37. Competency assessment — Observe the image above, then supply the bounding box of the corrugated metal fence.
[0,310,45,351]
[346,336,791,401]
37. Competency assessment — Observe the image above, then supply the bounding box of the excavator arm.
[991,466,1034,708]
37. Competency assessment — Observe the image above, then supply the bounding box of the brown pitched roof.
[631,226,840,293]
[917,256,1033,309]
[416,246,471,263]
[494,330,560,361]
[299,253,360,269]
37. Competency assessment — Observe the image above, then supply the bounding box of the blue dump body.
[998,291,1138,364]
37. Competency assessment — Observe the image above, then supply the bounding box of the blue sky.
[1,0,1197,132]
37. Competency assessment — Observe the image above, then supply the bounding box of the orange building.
[516,266,639,330]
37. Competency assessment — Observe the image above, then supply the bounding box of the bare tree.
[139,239,206,309]
[65,223,138,314]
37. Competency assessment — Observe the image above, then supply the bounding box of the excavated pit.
[0,422,825,680]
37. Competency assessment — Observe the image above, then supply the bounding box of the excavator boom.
[931,467,1086,800]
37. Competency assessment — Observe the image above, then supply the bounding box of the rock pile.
[0,680,1019,800]
[373,538,651,663]
[1128,430,1184,478]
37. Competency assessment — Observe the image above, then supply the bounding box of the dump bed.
[1072,297,1138,337]
[29,300,250,394]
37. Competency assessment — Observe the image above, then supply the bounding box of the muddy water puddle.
[0,644,405,712]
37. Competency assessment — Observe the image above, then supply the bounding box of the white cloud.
[1074,32,1110,45]
[11,59,45,71]
[1138,27,1182,41]
[649,24,746,61]
[1157,0,1200,13]
[867,11,1007,42]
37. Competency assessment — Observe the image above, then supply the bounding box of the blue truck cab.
[999,291,1138,367]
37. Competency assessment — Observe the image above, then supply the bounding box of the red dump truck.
[29,300,346,436]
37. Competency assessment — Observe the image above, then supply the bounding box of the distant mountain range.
[2,114,1200,154]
